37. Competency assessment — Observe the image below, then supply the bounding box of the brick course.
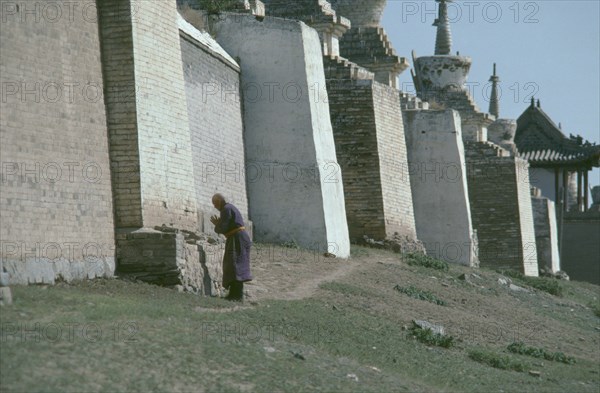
[180,32,249,224]
[325,58,417,242]
[465,142,538,275]
[130,0,198,231]
[1,0,115,283]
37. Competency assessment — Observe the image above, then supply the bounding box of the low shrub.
[507,342,575,364]
[394,285,446,306]
[405,254,449,271]
[468,349,526,372]
[408,326,454,348]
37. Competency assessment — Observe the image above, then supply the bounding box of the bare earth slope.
[1,244,599,392]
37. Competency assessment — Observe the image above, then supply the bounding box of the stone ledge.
[116,228,224,296]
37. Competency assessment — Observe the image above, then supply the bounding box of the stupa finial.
[433,0,452,55]
[488,63,500,118]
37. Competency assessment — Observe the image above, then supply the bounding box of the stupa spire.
[433,0,452,55]
[488,63,500,118]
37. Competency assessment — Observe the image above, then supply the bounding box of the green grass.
[405,253,449,271]
[281,239,300,249]
[507,342,576,364]
[1,246,599,393]
[0,281,433,392]
[468,349,526,372]
[394,285,446,306]
[499,270,564,297]
[349,245,372,257]
[408,326,454,348]
[319,281,383,299]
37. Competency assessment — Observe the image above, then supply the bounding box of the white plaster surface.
[403,109,477,266]
[415,56,472,90]
[213,14,350,257]
[177,13,239,68]
[132,1,199,231]
[515,158,539,277]
[532,197,561,273]
[547,199,561,272]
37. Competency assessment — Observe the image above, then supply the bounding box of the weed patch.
[405,254,449,271]
[507,342,576,364]
[468,349,526,372]
[319,282,378,298]
[499,270,564,297]
[408,326,454,348]
[281,240,300,249]
[394,285,446,306]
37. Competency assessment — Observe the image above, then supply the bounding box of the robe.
[214,203,252,289]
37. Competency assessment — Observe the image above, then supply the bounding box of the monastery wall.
[464,142,538,275]
[325,78,386,241]
[1,0,115,284]
[325,74,418,245]
[403,109,477,266]
[212,14,350,257]
[98,0,224,293]
[2,0,571,290]
[373,83,417,241]
[129,0,199,231]
[561,211,600,285]
[179,16,249,231]
[98,0,199,233]
[515,157,539,276]
[531,195,561,273]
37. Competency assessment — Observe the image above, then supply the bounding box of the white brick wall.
[180,32,249,220]
[131,0,198,231]
[372,83,417,239]
[1,0,115,283]
[516,158,539,276]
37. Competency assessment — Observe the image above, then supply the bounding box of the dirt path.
[282,258,363,300]
[244,246,364,301]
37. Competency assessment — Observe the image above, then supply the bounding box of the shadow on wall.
[560,211,600,285]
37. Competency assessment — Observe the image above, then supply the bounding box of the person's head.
[212,193,226,210]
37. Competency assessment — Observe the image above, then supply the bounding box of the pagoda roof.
[515,101,600,168]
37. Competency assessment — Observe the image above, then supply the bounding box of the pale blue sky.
[382,0,600,188]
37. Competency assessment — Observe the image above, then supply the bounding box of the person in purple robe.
[210,193,252,301]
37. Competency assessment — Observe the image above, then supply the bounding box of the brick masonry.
[330,0,387,27]
[464,142,538,275]
[1,0,115,284]
[179,29,249,230]
[99,0,193,213]
[99,0,200,233]
[531,195,561,273]
[2,0,568,289]
[419,90,494,142]
[413,67,538,275]
[211,15,351,257]
[128,0,198,232]
[339,27,408,87]
[326,77,385,240]
[116,229,224,295]
[97,0,222,292]
[403,109,478,266]
[261,0,350,57]
[373,83,417,239]
[325,59,417,243]
[97,0,142,228]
